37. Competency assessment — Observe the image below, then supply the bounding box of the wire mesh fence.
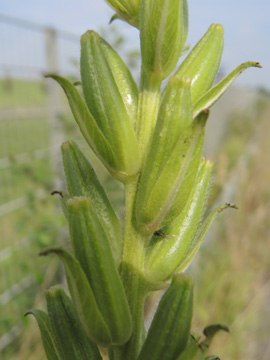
[0,14,82,358]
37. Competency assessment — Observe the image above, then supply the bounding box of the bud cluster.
[27,0,261,359]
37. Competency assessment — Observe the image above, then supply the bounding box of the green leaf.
[199,324,229,354]
[175,23,224,102]
[61,141,122,264]
[176,203,238,273]
[45,74,116,174]
[39,247,111,346]
[145,159,212,282]
[140,0,186,79]
[80,30,140,181]
[135,110,208,235]
[137,274,193,360]
[45,286,102,360]
[193,61,262,118]
[25,309,60,360]
[66,197,132,345]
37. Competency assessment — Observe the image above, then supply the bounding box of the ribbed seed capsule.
[145,159,213,283]
[45,286,103,360]
[175,23,224,102]
[135,110,208,235]
[40,247,112,346]
[67,197,132,346]
[61,141,122,264]
[80,30,140,181]
[140,0,186,79]
[137,274,193,360]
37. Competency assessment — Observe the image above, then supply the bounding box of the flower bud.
[40,247,112,346]
[45,286,102,359]
[137,274,193,360]
[145,159,213,283]
[135,109,208,235]
[66,197,132,345]
[61,140,122,264]
[80,30,140,181]
[140,0,188,79]
[175,23,224,102]
[105,0,141,28]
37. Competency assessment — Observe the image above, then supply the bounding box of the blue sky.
[0,0,269,89]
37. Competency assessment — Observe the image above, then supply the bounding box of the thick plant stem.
[113,178,147,360]
[136,69,162,163]
[113,70,162,360]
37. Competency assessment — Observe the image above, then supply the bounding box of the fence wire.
[0,14,81,358]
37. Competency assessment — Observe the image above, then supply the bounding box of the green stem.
[136,69,162,163]
[113,70,161,360]
[113,178,147,360]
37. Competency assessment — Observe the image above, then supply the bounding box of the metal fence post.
[45,27,63,189]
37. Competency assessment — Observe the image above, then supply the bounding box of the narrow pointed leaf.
[67,197,132,345]
[193,61,262,117]
[175,24,224,102]
[25,309,60,360]
[176,203,237,273]
[145,159,212,282]
[45,74,116,173]
[61,141,122,263]
[39,247,111,346]
[137,274,193,360]
[45,286,102,360]
[182,0,189,46]
[200,324,229,353]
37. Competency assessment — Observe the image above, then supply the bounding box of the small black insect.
[154,228,166,238]
[51,190,64,198]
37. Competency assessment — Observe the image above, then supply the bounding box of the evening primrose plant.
[25,0,261,359]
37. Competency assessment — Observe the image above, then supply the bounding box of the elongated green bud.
[137,274,193,360]
[80,30,140,181]
[140,0,187,79]
[135,110,208,235]
[105,0,141,28]
[45,286,103,360]
[193,61,262,118]
[61,141,122,264]
[40,247,112,345]
[67,197,132,345]
[145,159,212,283]
[25,309,60,360]
[175,23,224,102]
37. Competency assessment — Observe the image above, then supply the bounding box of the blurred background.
[0,1,269,359]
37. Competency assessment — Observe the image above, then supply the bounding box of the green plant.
[25,0,260,359]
